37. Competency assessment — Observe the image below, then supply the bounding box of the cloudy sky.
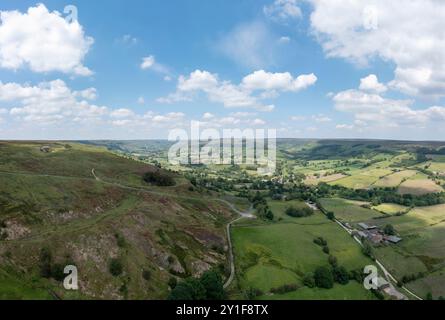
[1,0,445,140]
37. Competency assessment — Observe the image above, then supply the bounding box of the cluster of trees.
[313,183,445,207]
[285,206,313,218]
[384,224,396,236]
[251,192,274,221]
[143,170,176,187]
[168,270,225,300]
[270,283,299,294]
[313,237,330,255]
[39,248,72,281]
[303,263,350,290]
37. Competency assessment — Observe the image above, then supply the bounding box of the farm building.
[385,236,403,244]
[358,223,377,230]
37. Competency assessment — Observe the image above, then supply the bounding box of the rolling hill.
[0,142,234,299]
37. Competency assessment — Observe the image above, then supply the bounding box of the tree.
[285,206,313,218]
[426,292,433,300]
[322,246,330,255]
[109,258,123,277]
[168,277,178,289]
[326,211,335,221]
[143,170,175,187]
[200,271,225,300]
[328,255,338,267]
[333,266,349,285]
[303,273,316,288]
[362,241,374,259]
[314,266,334,289]
[168,278,206,300]
[244,287,263,300]
[384,224,396,236]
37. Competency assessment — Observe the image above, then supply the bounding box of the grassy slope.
[0,142,233,299]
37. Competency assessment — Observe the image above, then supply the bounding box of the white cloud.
[152,112,185,123]
[202,112,215,120]
[110,108,135,119]
[264,0,302,23]
[291,116,306,121]
[116,34,138,45]
[1,80,107,124]
[242,70,317,92]
[336,124,354,130]
[217,21,278,69]
[75,88,97,100]
[159,69,315,111]
[308,0,445,99]
[278,36,291,44]
[332,79,445,127]
[140,56,155,70]
[230,112,257,118]
[0,4,93,76]
[252,118,266,126]
[141,55,172,79]
[312,115,332,123]
[359,74,387,93]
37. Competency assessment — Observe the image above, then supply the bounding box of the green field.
[318,198,381,223]
[232,204,375,300]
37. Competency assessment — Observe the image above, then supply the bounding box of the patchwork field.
[304,174,347,186]
[231,204,375,300]
[361,204,445,299]
[330,169,393,190]
[373,170,417,188]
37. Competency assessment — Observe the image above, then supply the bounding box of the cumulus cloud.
[308,0,445,99]
[140,56,155,70]
[332,79,445,127]
[0,4,93,76]
[158,69,316,111]
[264,0,302,23]
[0,80,107,124]
[242,70,317,92]
[359,74,387,93]
[0,79,191,134]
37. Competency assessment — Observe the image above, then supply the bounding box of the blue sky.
[1,0,445,140]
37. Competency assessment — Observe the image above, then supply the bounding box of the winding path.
[219,201,255,289]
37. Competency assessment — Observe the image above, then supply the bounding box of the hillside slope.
[0,142,234,299]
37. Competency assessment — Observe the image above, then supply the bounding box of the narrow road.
[306,201,422,300]
[221,202,255,289]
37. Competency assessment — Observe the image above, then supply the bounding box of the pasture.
[318,198,381,223]
[398,179,443,195]
[373,170,417,188]
[330,168,393,190]
[231,206,374,299]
